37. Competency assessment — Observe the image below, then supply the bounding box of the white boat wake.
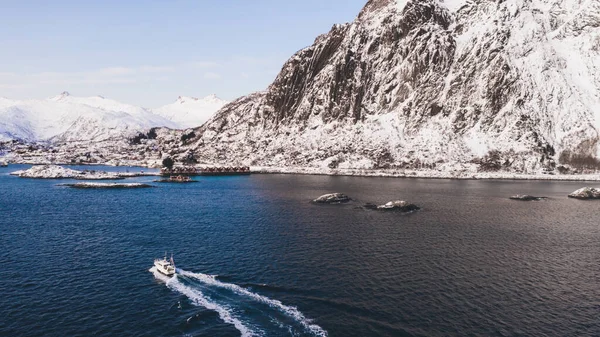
[150,267,256,337]
[178,269,328,337]
[150,267,328,337]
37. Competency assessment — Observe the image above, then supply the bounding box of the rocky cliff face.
[174,0,600,173]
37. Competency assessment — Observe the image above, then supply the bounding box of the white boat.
[154,253,176,276]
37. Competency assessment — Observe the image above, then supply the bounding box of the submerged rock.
[312,193,352,204]
[365,200,420,213]
[61,183,153,189]
[568,187,600,200]
[509,195,547,201]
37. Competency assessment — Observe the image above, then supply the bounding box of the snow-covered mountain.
[172,0,600,173]
[0,92,178,142]
[153,94,228,129]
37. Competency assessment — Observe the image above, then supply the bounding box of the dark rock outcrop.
[509,195,548,201]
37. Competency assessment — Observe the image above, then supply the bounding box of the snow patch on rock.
[11,165,122,180]
[568,187,600,199]
[440,0,468,13]
[11,165,81,178]
[396,0,409,12]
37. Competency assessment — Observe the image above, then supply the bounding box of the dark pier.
[161,166,251,176]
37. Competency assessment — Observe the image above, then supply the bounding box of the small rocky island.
[312,193,352,204]
[568,187,600,200]
[61,183,153,189]
[509,195,548,201]
[11,165,123,180]
[364,200,420,213]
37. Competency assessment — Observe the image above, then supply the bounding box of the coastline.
[4,159,600,182]
[252,166,600,182]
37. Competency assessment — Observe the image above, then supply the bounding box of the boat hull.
[156,269,175,277]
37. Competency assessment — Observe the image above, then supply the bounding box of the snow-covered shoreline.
[252,166,600,182]
[7,161,600,182]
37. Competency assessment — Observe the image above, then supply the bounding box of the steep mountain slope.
[154,95,228,129]
[179,0,600,173]
[0,92,178,142]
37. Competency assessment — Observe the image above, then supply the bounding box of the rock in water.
[509,195,547,201]
[12,165,81,179]
[313,193,352,204]
[364,200,420,212]
[568,187,600,200]
[374,200,420,212]
[11,165,123,180]
[61,183,153,189]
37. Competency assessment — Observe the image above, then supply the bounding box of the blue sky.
[0,0,366,107]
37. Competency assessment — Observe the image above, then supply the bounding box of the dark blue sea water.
[2,164,600,337]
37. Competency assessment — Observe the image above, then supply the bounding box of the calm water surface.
[1,165,600,336]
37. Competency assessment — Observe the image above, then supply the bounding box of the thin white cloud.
[138,65,174,73]
[203,72,222,80]
[0,56,283,105]
[0,64,179,88]
[0,83,27,89]
[92,67,135,76]
[188,61,220,69]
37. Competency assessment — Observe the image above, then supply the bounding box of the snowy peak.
[47,92,156,116]
[175,94,226,105]
[358,0,395,19]
[154,95,228,129]
[50,91,71,101]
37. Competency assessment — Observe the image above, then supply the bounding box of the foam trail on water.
[178,269,328,337]
[149,267,257,337]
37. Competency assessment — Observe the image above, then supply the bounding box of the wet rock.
[312,193,352,204]
[365,200,420,212]
[509,195,547,201]
[61,183,153,189]
[568,187,600,200]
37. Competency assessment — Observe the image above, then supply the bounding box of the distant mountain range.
[0,92,227,142]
